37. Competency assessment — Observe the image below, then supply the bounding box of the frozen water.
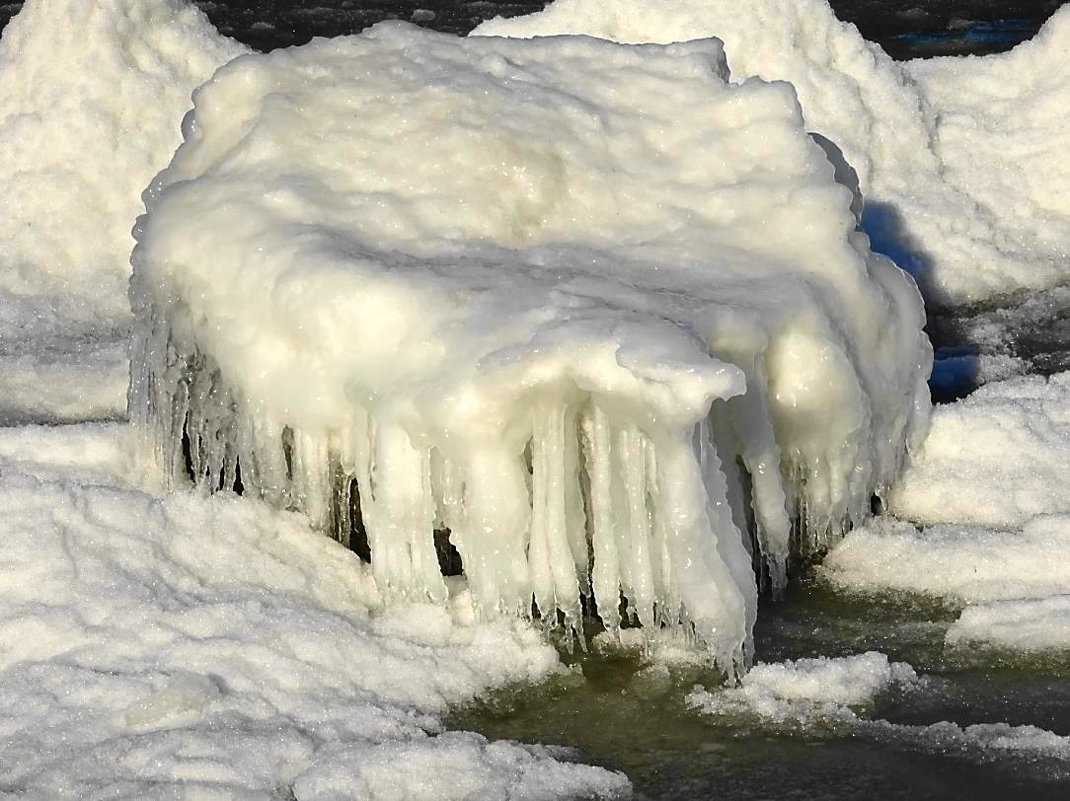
[129,22,930,670]
[686,652,918,724]
[822,370,1070,652]
[475,0,1070,304]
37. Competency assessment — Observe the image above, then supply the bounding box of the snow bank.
[0,424,628,799]
[822,515,1070,605]
[0,0,245,420]
[887,372,1070,528]
[474,1,1070,304]
[130,23,930,669]
[823,371,1070,652]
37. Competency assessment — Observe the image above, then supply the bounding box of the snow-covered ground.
[0,423,628,797]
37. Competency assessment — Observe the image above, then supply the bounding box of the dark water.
[0,0,1065,58]
[449,579,1070,799]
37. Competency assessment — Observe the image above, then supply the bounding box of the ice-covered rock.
[130,23,930,670]
[475,0,1070,304]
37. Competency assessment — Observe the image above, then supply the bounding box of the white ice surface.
[130,23,928,669]
[0,0,246,421]
[822,515,1070,605]
[0,423,628,799]
[475,1,1070,304]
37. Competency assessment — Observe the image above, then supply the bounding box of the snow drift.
[0,424,628,798]
[475,0,1070,304]
[0,0,245,421]
[130,23,930,670]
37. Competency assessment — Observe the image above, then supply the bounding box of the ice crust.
[0,424,628,799]
[686,652,918,724]
[687,652,1070,769]
[130,22,930,669]
[475,0,1070,304]
[0,0,245,420]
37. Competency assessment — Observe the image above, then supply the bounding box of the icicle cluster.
[129,24,930,672]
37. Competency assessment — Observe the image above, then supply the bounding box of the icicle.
[451,446,532,618]
[529,401,583,629]
[362,421,447,603]
[618,423,655,630]
[580,403,621,634]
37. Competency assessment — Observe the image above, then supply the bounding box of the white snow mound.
[0,0,246,421]
[130,23,930,670]
[0,424,628,799]
[475,0,1070,304]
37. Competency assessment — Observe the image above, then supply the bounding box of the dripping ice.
[129,23,931,673]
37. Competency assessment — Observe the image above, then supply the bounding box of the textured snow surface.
[0,424,628,799]
[686,652,917,724]
[823,515,1070,604]
[824,371,1070,652]
[130,22,929,669]
[946,596,1070,652]
[0,0,245,421]
[888,372,1070,528]
[475,0,1070,304]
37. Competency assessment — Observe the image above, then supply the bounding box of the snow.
[887,372,1070,528]
[129,21,929,670]
[947,596,1070,653]
[687,652,1070,769]
[0,423,628,799]
[822,515,1070,605]
[474,0,1070,304]
[0,0,245,421]
[823,371,1070,653]
[686,652,918,724]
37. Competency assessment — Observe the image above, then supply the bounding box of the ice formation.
[130,23,929,669]
[0,424,628,798]
[687,651,1070,768]
[686,651,917,724]
[0,0,244,420]
[475,0,1070,304]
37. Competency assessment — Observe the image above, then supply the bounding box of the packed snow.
[129,21,929,669]
[0,424,628,798]
[887,372,1070,528]
[475,0,1070,304]
[0,0,245,421]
